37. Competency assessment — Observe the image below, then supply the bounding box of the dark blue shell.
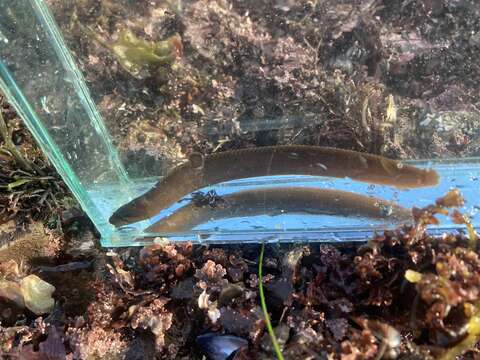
[196,333,248,360]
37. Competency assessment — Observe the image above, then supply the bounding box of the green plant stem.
[0,110,32,172]
[258,242,284,360]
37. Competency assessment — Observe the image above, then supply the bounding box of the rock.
[218,283,244,306]
[0,280,24,308]
[264,278,294,309]
[20,275,55,315]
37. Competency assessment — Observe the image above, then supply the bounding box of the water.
[86,158,480,245]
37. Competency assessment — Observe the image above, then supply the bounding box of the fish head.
[109,197,151,227]
[109,208,133,227]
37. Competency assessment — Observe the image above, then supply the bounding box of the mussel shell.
[196,333,248,360]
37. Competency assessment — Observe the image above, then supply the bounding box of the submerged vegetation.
[0,0,479,359]
[0,98,70,229]
[46,0,480,170]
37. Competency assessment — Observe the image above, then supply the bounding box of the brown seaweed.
[110,146,437,226]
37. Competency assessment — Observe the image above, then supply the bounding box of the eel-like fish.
[110,145,438,226]
[143,187,412,233]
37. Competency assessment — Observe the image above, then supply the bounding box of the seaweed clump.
[351,189,480,359]
[82,26,183,80]
[0,100,71,229]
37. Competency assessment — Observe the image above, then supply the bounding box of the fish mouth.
[110,197,152,227]
[109,212,130,227]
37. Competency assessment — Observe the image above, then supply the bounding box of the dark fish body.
[145,187,412,233]
[196,333,248,360]
[110,146,438,226]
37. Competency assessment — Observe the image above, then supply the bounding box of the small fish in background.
[109,145,438,227]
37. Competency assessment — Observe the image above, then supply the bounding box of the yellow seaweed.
[110,30,181,77]
[81,24,182,78]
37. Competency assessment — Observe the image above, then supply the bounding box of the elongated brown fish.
[143,187,412,233]
[110,145,438,226]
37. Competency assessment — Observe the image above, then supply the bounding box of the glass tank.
[0,0,479,246]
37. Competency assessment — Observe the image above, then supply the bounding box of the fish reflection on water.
[144,187,412,233]
[109,145,439,229]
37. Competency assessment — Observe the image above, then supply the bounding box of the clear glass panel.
[0,0,479,246]
[0,0,137,245]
